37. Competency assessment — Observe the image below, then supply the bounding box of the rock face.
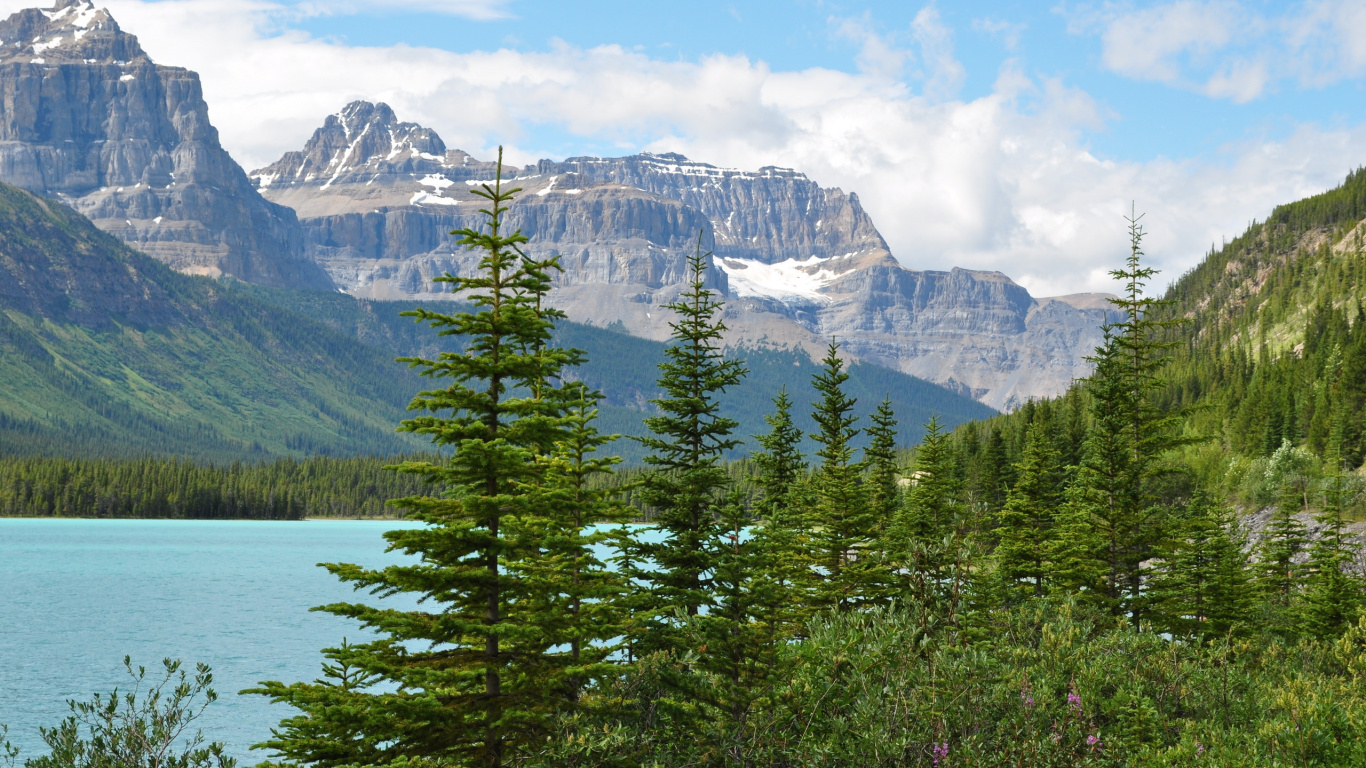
[0,0,331,290]
[254,101,1114,409]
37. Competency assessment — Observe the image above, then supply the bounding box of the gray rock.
[0,0,331,290]
[254,100,1115,409]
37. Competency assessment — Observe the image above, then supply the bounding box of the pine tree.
[1074,210,1184,622]
[749,388,814,639]
[622,236,748,656]
[808,341,878,611]
[1148,493,1254,640]
[1301,467,1363,638]
[865,397,901,532]
[248,150,588,767]
[994,421,1065,599]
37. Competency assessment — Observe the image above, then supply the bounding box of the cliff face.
[0,0,330,290]
[255,101,1114,410]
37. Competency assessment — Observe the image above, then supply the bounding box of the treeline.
[0,455,429,519]
[236,175,1366,768]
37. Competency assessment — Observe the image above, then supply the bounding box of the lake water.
[0,519,425,765]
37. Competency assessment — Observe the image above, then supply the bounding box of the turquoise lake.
[0,519,426,765]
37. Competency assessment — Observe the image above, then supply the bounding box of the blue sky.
[290,0,1366,164]
[8,0,1366,294]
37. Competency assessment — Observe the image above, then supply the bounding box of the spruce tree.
[530,383,630,703]
[1301,467,1363,638]
[622,236,748,655]
[808,341,877,611]
[248,150,588,767]
[1074,210,1184,622]
[1148,492,1254,640]
[865,397,902,531]
[1257,468,1311,615]
[994,421,1065,599]
[749,388,814,639]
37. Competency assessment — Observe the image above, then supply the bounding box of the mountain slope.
[0,180,993,462]
[252,100,1114,410]
[0,0,329,290]
[0,180,421,459]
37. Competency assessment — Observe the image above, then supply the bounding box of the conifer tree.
[808,341,877,611]
[1148,493,1254,640]
[994,421,1065,599]
[749,388,814,638]
[1074,210,1184,622]
[1301,467,1363,638]
[530,383,630,703]
[899,417,960,541]
[248,150,589,767]
[1258,468,1311,614]
[865,397,901,530]
[622,236,748,655]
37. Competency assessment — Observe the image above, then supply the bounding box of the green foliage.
[620,236,748,656]
[806,342,878,612]
[22,657,235,768]
[0,455,428,519]
[538,600,1366,767]
[252,151,603,767]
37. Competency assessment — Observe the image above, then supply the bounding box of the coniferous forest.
[7,163,1366,768]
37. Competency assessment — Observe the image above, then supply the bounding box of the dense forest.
[0,455,430,519]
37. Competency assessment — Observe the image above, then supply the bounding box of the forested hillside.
[944,171,1366,512]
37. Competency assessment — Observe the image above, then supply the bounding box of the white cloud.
[1,0,1363,297]
[1076,0,1366,102]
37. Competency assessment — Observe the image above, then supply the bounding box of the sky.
[8,0,1366,296]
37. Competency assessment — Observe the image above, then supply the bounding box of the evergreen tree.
[249,150,587,767]
[808,341,877,611]
[899,417,960,541]
[622,236,748,655]
[1301,468,1363,638]
[1148,493,1254,640]
[749,388,814,639]
[865,397,901,531]
[977,425,1011,514]
[994,421,1065,599]
[1257,464,1311,614]
[890,417,966,609]
[530,383,630,703]
[1074,210,1184,622]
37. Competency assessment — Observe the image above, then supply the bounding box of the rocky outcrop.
[0,0,330,290]
[254,101,1115,409]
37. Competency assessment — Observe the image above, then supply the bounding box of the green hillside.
[0,182,993,463]
[941,169,1366,509]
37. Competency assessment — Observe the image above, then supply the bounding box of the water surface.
[0,519,420,764]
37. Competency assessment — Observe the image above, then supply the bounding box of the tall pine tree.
[249,149,591,767]
[622,235,748,656]
[808,342,878,612]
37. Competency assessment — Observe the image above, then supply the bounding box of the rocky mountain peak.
[0,0,332,290]
[253,100,456,189]
[0,1,143,65]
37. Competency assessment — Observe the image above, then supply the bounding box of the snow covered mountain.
[253,101,1114,409]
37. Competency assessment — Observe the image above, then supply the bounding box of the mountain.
[1155,168,1366,469]
[0,0,330,290]
[0,179,421,459]
[252,101,1116,411]
[0,179,993,462]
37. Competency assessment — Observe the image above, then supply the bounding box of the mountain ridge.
[253,99,1117,410]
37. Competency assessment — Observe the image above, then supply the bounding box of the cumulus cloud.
[1075,0,1366,102]
[1,0,1363,296]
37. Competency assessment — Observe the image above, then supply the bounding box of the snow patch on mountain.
[716,255,840,304]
